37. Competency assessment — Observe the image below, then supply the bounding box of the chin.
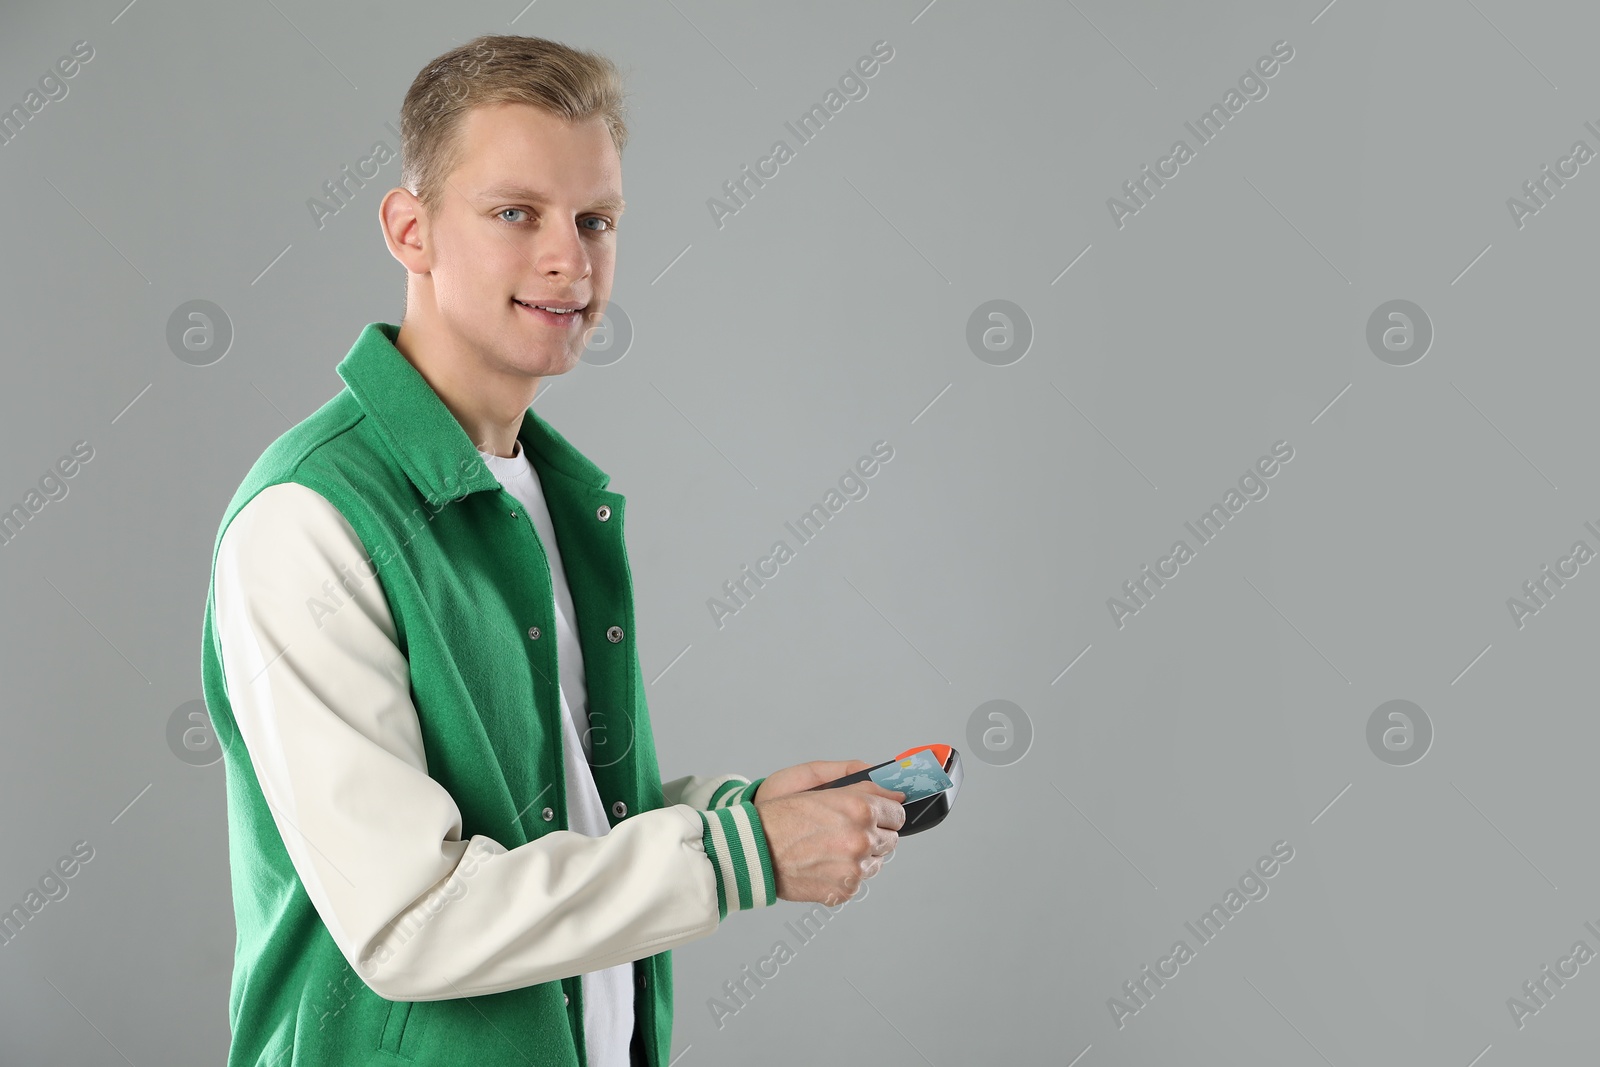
[527,345,584,378]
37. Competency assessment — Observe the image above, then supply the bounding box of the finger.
[870,794,908,829]
[819,759,872,777]
[843,779,903,797]
[835,782,906,826]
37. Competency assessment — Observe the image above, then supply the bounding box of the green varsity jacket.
[199,321,776,1066]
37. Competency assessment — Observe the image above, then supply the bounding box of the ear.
[380,186,431,276]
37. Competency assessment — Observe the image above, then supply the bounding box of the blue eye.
[497,208,615,233]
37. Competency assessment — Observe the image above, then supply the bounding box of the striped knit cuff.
[698,800,777,920]
[707,776,766,809]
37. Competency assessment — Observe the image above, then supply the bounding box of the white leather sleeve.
[661,772,760,810]
[211,481,774,1002]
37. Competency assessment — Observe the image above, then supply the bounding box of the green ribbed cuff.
[698,800,777,920]
[707,777,745,809]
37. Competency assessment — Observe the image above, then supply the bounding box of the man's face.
[423,102,623,380]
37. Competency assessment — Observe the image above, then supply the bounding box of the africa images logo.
[1107,840,1295,1029]
[707,440,894,629]
[1106,40,1295,229]
[1106,441,1294,629]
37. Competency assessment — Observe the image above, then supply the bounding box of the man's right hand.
[754,781,906,905]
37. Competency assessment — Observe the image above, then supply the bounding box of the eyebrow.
[476,184,625,214]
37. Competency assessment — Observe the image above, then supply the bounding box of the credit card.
[867,749,954,803]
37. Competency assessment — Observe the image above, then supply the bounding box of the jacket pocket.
[377,999,418,1056]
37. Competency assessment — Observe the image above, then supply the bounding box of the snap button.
[612,800,627,818]
[606,625,624,643]
[510,510,518,519]
[563,992,570,1006]
[527,626,540,640]
[638,972,647,989]
[541,806,554,821]
[596,504,611,522]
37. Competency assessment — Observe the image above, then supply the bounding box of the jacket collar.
[336,322,611,504]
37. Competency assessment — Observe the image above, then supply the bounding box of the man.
[199,33,905,1067]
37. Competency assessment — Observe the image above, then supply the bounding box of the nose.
[535,216,591,284]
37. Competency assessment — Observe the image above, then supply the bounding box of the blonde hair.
[398,34,629,216]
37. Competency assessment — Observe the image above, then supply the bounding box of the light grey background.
[1,0,1594,1064]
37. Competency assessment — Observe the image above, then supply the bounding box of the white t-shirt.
[478,439,633,1067]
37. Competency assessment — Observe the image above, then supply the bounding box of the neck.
[392,309,537,459]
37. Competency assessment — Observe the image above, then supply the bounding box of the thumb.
[811,759,872,778]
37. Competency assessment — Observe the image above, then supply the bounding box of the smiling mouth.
[513,298,588,326]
